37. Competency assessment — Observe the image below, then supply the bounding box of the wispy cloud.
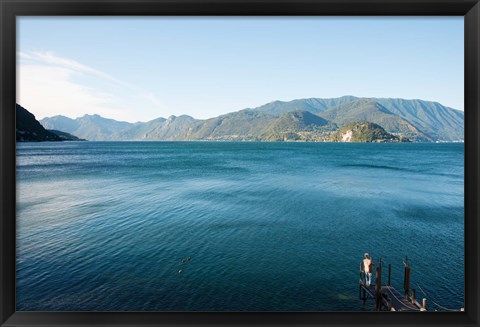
[17,51,166,122]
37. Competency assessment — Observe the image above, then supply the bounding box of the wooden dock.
[360,282,425,311]
[359,257,427,311]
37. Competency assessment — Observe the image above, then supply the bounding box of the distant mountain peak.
[49,114,71,119]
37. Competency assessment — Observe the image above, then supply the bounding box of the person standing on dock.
[363,253,374,286]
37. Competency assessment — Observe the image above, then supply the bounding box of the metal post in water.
[404,260,410,299]
[375,266,382,310]
[377,264,382,287]
[387,264,391,286]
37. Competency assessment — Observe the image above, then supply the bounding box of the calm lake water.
[16,142,464,311]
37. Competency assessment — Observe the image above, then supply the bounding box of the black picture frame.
[1,0,479,326]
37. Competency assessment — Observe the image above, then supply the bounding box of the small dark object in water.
[181,256,192,264]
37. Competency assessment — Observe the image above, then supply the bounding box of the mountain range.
[39,96,464,142]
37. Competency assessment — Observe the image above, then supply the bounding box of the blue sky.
[17,17,464,122]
